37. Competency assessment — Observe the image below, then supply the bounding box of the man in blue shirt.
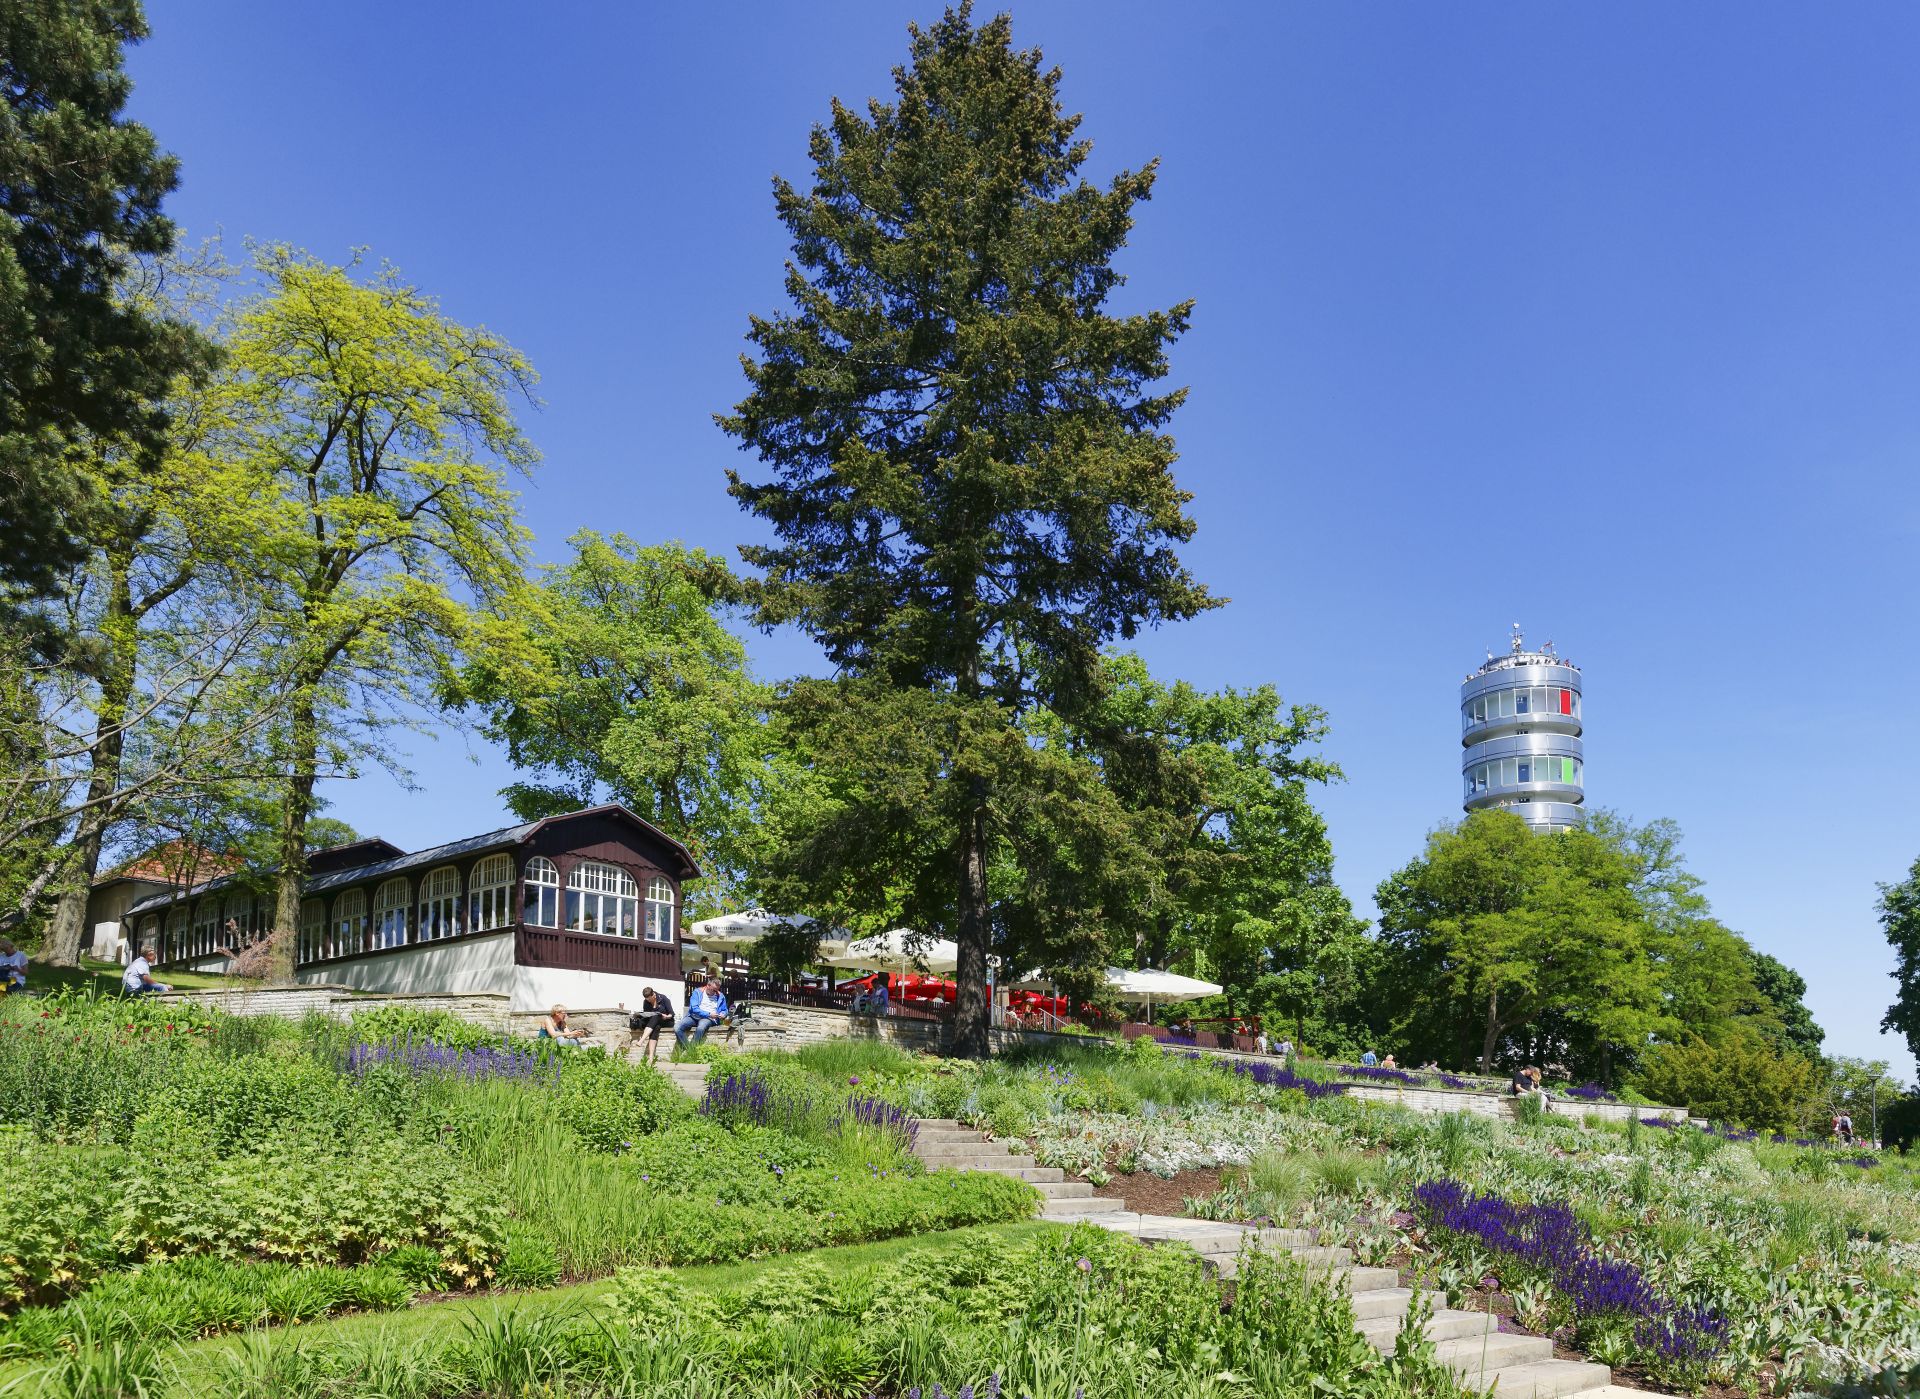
[1360,1048,1378,1067]
[675,977,730,1047]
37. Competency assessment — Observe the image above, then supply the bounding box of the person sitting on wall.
[675,977,730,1048]
[1360,1048,1378,1067]
[122,945,171,998]
[620,987,672,1065]
[1382,1054,1398,1070]
[538,1004,592,1048]
[1276,1037,1295,1061]
[0,938,26,995]
[852,974,891,1017]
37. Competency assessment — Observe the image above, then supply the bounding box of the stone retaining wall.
[161,986,1688,1123]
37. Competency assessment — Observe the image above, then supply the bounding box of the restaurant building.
[124,805,698,1012]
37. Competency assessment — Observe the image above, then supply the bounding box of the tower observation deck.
[1461,625,1584,832]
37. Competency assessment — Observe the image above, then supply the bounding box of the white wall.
[298,931,515,997]
[511,965,682,1014]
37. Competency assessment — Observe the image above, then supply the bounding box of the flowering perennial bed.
[1413,1178,1730,1371]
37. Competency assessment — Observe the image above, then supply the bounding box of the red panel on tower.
[1559,690,1572,715]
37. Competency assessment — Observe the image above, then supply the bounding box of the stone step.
[1034,1197,1129,1217]
[1484,1361,1614,1398]
[1359,1308,1498,1350]
[1327,1265,1403,1292]
[1280,1244,1353,1268]
[1031,1180,1094,1198]
[918,1153,1037,1170]
[915,1136,1018,1154]
[1348,1287,1415,1321]
[916,1127,992,1142]
[911,1118,963,1130]
[995,1166,1065,1183]
[1431,1332,1555,1378]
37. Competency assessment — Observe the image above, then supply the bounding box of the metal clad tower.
[1461,625,1584,831]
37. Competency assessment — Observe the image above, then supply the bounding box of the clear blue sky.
[131,2,1920,1080]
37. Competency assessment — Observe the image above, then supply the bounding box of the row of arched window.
[141,855,675,966]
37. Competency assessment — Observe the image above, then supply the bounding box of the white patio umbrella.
[823,930,959,977]
[685,910,848,957]
[1104,966,1222,1022]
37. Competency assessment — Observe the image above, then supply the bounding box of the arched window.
[644,878,676,944]
[223,892,252,946]
[333,888,367,957]
[566,860,637,937]
[164,906,188,963]
[418,867,462,942]
[193,900,218,958]
[469,854,515,932]
[372,878,410,949]
[298,899,326,964]
[523,856,560,928]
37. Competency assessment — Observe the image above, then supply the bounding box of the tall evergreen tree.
[0,0,209,607]
[720,7,1214,1054]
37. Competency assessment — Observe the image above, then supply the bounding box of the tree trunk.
[35,557,139,967]
[951,777,993,1059]
[268,688,320,984]
[1478,988,1502,1073]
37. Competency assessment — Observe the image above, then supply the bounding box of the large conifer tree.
[721,6,1213,1055]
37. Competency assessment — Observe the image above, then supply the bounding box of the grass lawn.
[14,957,233,997]
[142,1222,1052,1391]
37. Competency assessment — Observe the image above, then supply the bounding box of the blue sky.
[131,2,1920,1080]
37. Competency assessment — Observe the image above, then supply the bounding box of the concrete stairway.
[910,1119,1127,1217]
[658,1058,712,1099]
[1031,1201,1632,1399]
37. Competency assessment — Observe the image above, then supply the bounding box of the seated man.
[675,977,730,1048]
[1359,1048,1379,1067]
[122,945,171,998]
[0,937,25,995]
[620,986,672,1065]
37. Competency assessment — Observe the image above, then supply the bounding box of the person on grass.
[122,946,171,997]
[675,978,730,1047]
[620,986,672,1064]
[538,1004,591,1047]
[0,938,25,995]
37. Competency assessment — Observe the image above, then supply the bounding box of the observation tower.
[1461,625,1583,832]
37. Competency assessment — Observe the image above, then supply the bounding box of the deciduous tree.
[212,247,537,975]
[455,532,811,914]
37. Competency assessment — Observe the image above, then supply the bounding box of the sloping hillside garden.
[0,994,1031,1367]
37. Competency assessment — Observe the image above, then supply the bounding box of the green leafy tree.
[1632,1027,1818,1131]
[1878,855,1920,1065]
[0,0,211,608]
[1376,811,1662,1075]
[28,248,271,966]
[211,247,537,976]
[1742,949,1825,1059]
[455,531,814,914]
[719,8,1214,1054]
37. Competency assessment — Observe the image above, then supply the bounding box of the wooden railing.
[516,926,679,978]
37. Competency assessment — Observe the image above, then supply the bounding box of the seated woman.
[538,1004,592,1048]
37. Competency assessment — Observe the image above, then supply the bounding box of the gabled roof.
[124,803,699,918]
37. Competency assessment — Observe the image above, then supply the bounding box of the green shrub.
[346,1007,501,1053]
[495,1233,562,1290]
[552,1049,689,1151]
